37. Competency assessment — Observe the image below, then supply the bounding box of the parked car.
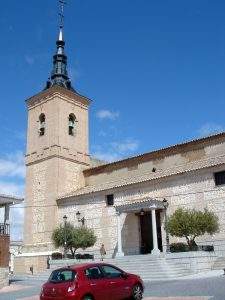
[40,262,144,300]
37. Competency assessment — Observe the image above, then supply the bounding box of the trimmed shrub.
[198,245,214,252]
[51,252,63,260]
[75,253,94,260]
[170,242,189,253]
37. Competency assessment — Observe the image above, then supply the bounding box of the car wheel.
[82,295,93,300]
[132,283,143,300]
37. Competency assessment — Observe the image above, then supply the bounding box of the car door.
[84,266,109,300]
[100,265,130,300]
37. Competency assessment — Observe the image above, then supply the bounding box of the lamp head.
[140,209,145,216]
[76,211,81,221]
[163,198,169,209]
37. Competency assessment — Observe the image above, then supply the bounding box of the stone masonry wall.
[59,163,225,257]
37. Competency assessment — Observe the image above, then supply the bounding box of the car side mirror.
[121,272,128,279]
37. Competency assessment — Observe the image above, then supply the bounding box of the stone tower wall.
[23,88,90,253]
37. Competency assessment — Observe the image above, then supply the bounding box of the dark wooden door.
[140,212,153,254]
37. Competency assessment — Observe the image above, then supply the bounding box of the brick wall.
[0,235,10,267]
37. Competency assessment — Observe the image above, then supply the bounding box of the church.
[14,7,225,274]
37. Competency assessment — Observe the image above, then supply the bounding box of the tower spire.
[45,0,74,91]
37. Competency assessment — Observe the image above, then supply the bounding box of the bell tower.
[23,2,91,253]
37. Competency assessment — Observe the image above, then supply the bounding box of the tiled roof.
[0,194,24,205]
[58,152,225,202]
[115,198,164,213]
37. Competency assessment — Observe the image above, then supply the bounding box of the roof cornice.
[84,132,225,176]
[26,85,92,108]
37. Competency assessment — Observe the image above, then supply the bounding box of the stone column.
[151,206,160,255]
[4,204,10,224]
[116,212,124,257]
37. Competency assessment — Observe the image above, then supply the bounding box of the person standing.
[100,244,106,261]
[47,256,50,269]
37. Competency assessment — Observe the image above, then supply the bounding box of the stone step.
[212,257,225,270]
[29,255,200,282]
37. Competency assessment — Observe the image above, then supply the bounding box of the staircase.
[105,255,193,281]
[212,256,225,270]
[48,254,194,281]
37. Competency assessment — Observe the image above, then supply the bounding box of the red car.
[40,262,144,300]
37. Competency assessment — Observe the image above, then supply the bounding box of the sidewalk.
[172,270,224,281]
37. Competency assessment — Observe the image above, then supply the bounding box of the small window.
[101,265,122,279]
[214,171,225,186]
[106,194,114,206]
[85,267,103,280]
[68,114,76,136]
[49,269,76,283]
[39,114,45,136]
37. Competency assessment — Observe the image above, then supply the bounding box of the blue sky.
[1,0,225,239]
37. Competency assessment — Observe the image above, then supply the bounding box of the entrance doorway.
[139,210,162,254]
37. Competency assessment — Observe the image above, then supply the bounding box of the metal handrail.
[0,223,10,235]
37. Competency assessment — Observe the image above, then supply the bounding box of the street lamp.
[63,215,68,259]
[163,198,170,253]
[76,211,85,226]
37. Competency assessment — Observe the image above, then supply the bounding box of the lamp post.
[76,211,85,226]
[163,198,170,253]
[63,215,68,259]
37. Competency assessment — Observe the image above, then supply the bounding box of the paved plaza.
[0,273,224,300]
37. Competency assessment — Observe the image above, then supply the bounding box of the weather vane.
[59,0,67,28]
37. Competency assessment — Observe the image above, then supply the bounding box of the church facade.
[14,20,225,274]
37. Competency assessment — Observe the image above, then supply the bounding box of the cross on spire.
[45,0,75,91]
[59,0,67,28]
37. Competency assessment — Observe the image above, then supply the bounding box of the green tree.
[52,222,97,258]
[166,208,219,250]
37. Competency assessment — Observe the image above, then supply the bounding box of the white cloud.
[111,140,139,153]
[0,181,24,197]
[0,151,25,179]
[92,152,121,163]
[92,139,139,163]
[198,123,224,137]
[96,110,120,120]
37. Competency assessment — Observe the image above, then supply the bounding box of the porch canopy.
[114,198,166,257]
[0,194,23,226]
[114,198,165,214]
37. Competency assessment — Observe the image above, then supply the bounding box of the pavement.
[148,270,224,281]
[0,270,224,300]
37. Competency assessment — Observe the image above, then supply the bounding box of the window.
[101,265,122,279]
[49,269,76,283]
[85,267,103,280]
[214,171,225,186]
[39,114,45,136]
[68,113,76,136]
[106,194,114,206]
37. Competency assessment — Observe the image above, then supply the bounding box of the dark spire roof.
[45,26,75,91]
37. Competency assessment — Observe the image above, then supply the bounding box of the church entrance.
[139,210,162,254]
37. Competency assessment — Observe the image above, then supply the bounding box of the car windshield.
[49,269,76,283]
